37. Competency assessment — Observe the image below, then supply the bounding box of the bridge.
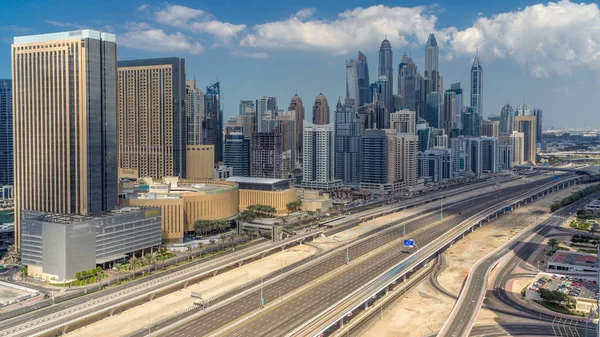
[514,164,600,177]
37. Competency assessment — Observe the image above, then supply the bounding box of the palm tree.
[186,246,194,261]
[547,239,560,253]
[143,253,157,273]
[128,257,142,278]
[114,262,123,272]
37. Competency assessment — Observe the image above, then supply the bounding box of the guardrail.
[0,229,325,337]
[289,176,580,337]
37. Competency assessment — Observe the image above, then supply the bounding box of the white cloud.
[137,4,149,11]
[295,8,316,20]
[45,20,90,30]
[155,4,206,27]
[240,5,455,54]
[232,51,270,59]
[189,20,246,39]
[152,4,245,39]
[119,29,204,54]
[449,0,600,76]
[124,21,152,31]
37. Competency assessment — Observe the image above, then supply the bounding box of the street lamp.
[259,276,264,308]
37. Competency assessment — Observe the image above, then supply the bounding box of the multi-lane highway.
[439,194,598,337]
[151,176,570,337]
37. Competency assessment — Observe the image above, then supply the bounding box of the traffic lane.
[468,323,593,337]
[447,216,565,336]
[161,178,564,336]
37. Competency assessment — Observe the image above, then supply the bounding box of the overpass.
[514,164,600,177]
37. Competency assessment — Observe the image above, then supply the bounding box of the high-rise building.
[390,109,417,134]
[204,82,223,164]
[334,99,362,186]
[118,57,187,179]
[302,122,341,190]
[516,102,532,117]
[450,136,471,178]
[468,137,498,175]
[481,120,499,138]
[533,108,543,146]
[510,131,525,165]
[224,132,251,177]
[12,30,118,248]
[345,59,359,110]
[418,148,453,183]
[239,100,255,115]
[462,107,481,137]
[226,113,255,137]
[397,54,408,107]
[499,103,515,135]
[256,96,278,128]
[416,75,433,121]
[470,51,483,117]
[426,92,441,128]
[288,94,305,165]
[251,132,283,179]
[402,56,418,112]
[445,83,463,134]
[357,51,370,108]
[312,93,330,125]
[262,118,296,178]
[0,79,12,186]
[186,80,204,146]
[378,39,394,114]
[395,133,419,187]
[497,143,513,171]
[514,116,537,163]
[424,34,440,92]
[358,103,375,131]
[375,76,391,128]
[361,130,392,195]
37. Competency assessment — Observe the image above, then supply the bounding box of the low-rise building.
[120,177,239,243]
[227,176,298,215]
[547,251,597,274]
[301,190,334,213]
[21,207,162,280]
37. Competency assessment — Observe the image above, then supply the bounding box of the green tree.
[547,238,560,253]
[75,272,82,281]
[237,209,258,223]
[20,265,27,278]
[144,252,157,272]
[128,257,142,277]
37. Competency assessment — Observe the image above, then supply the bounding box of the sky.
[1,0,599,129]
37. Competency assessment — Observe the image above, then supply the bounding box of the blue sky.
[1,0,599,129]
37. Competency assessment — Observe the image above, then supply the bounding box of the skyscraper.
[0,79,12,186]
[418,148,453,183]
[186,80,204,146]
[204,82,223,164]
[481,120,500,138]
[390,109,417,134]
[424,34,440,92]
[402,56,418,112]
[375,76,391,128]
[378,39,394,114]
[12,30,118,248]
[334,98,362,186]
[397,53,408,104]
[288,94,305,165]
[361,130,391,195]
[118,57,187,179]
[442,89,457,135]
[426,92,441,128]
[239,100,255,115]
[510,131,525,165]
[224,131,251,177]
[499,103,515,135]
[447,83,464,132]
[345,59,359,110]
[256,96,278,126]
[302,122,341,190]
[251,132,283,179]
[462,107,481,137]
[262,118,296,178]
[395,133,419,187]
[468,137,498,175]
[514,116,537,163]
[357,51,370,108]
[470,51,483,117]
[312,93,330,124]
[533,108,543,146]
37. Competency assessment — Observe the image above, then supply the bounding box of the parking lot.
[528,272,598,300]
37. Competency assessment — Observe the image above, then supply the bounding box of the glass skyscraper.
[0,79,12,186]
[470,52,483,117]
[204,82,224,163]
[378,39,393,114]
[224,132,251,177]
[357,51,370,108]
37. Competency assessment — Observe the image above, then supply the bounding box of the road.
[440,194,597,337]
[151,177,566,337]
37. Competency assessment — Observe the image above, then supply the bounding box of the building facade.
[186,80,204,146]
[288,95,305,165]
[186,145,215,179]
[395,133,419,187]
[424,34,440,92]
[346,59,359,109]
[251,132,284,179]
[118,57,187,179]
[510,131,525,165]
[302,122,341,190]
[0,79,11,186]
[224,132,251,177]
[482,120,499,138]
[334,99,362,186]
[378,39,394,114]
[12,30,118,248]
[357,51,370,108]
[312,94,330,125]
[204,82,223,164]
[390,109,416,134]
[361,130,392,195]
[497,143,513,170]
[514,116,537,163]
[462,107,481,137]
[418,148,453,183]
[499,103,515,135]
[470,52,483,117]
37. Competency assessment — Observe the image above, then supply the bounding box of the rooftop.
[14,29,116,44]
[549,251,597,268]
[226,176,288,185]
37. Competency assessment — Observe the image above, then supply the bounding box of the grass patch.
[539,301,576,315]
[570,221,591,231]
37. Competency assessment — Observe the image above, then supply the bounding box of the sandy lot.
[0,284,31,304]
[360,184,579,337]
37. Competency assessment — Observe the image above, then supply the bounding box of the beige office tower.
[482,120,499,138]
[186,80,204,145]
[11,30,118,248]
[513,116,537,163]
[117,58,187,180]
[395,133,419,187]
[390,109,416,134]
[288,95,305,164]
[510,131,525,165]
[312,93,330,125]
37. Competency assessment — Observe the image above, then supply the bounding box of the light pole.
[345,239,350,264]
[440,198,444,219]
[259,276,264,309]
